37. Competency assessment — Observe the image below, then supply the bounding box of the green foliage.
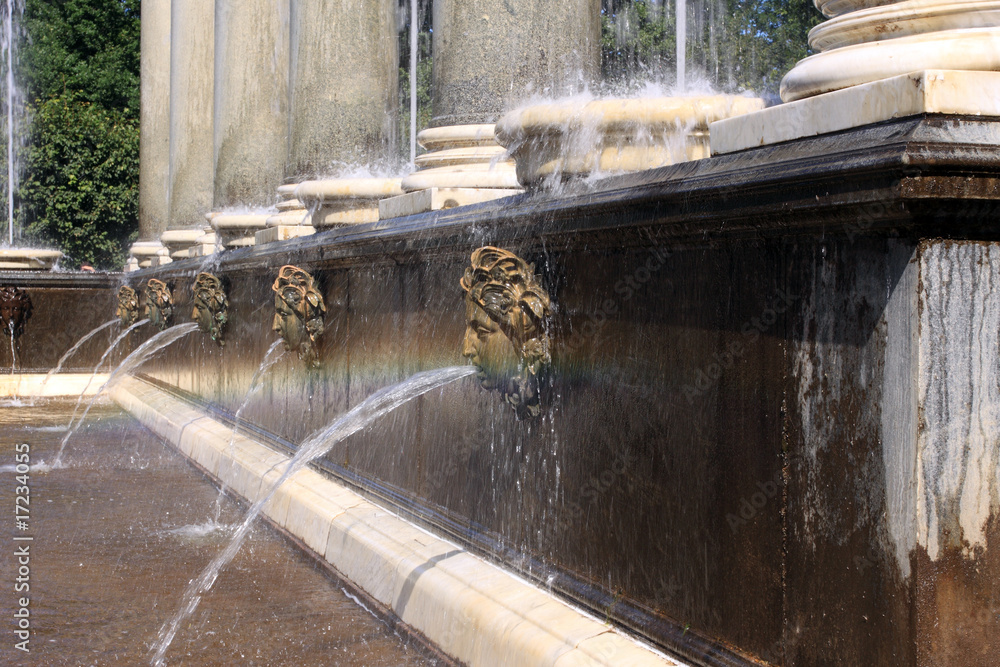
[601,0,823,97]
[12,0,141,269]
[20,0,141,117]
[19,94,138,268]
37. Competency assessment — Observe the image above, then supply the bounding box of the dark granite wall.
[120,117,1000,666]
[0,273,120,372]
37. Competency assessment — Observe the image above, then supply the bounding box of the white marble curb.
[0,373,110,398]
[110,376,685,667]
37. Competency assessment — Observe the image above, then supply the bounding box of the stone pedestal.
[296,178,403,228]
[208,212,271,248]
[714,0,1000,152]
[257,184,313,245]
[127,240,168,271]
[712,69,1000,154]
[496,96,765,188]
[782,0,1000,102]
[159,228,205,261]
[381,125,521,218]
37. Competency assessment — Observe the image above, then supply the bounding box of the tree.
[19,94,138,268]
[15,0,140,269]
[601,0,822,97]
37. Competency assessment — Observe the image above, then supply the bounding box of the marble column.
[166,0,215,241]
[214,0,290,209]
[431,0,601,127]
[129,0,171,270]
[287,0,398,179]
[138,0,171,242]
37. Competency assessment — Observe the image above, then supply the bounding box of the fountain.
[5,0,1000,665]
[0,0,62,270]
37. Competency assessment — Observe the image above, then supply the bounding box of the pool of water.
[0,397,442,666]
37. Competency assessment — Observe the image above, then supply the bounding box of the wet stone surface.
[0,398,440,666]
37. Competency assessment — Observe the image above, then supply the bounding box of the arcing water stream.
[150,365,477,666]
[211,338,285,520]
[65,318,151,430]
[54,322,199,467]
[34,318,118,398]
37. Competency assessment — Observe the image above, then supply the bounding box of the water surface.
[0,398,441,666]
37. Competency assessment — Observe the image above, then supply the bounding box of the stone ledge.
[110,376,684,667]
[380,187,523,219]
[711,69,1000,154]
[0,373,110,398]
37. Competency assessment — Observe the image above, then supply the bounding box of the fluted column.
[138,0,171,242]
[214,0,290,209]
[287,0,398,179]
[431,0,601,126]
[167,0,215,232]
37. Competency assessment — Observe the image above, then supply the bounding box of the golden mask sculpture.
[272,265,325,368]
[144,279,174,331]
[460,246,552,419]
[191,272,228,346]
[116,286,140,328]
[0,287,32,339]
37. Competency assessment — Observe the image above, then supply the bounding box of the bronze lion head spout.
[272,265,325,368]
[144,279,174,331]
[191,273,228,346]
[460,247,552,419]
[116,286,140,328]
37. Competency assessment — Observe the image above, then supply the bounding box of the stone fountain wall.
[123,115,1000,667]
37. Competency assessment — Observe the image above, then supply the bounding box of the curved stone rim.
[810,0,1000,52]
[417,124,500,150]
[495,96,766,146]
[401,164,521,192]
[781,27,1000,101]
[816,0,906,19]
[295,178,404,203]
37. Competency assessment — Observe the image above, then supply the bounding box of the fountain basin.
[111,375,679,667]
[495,96,765,187]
